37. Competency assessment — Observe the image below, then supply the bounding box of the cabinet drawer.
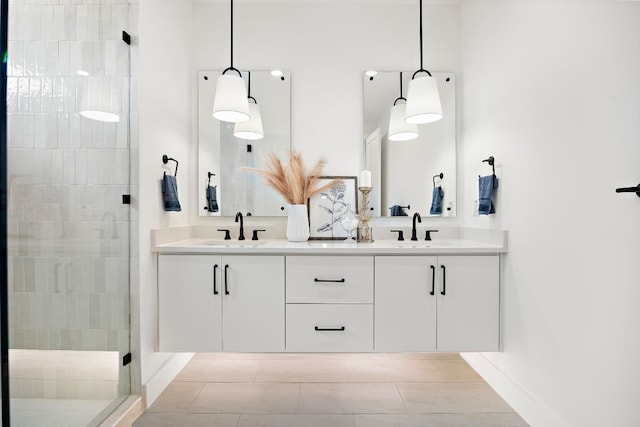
[286,256,373,303]
[286,304,373,352]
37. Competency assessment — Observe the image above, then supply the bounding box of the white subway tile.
[115,119,126,149]
[64,76,77,112]
[58,113,70,148]
[68,113,81,147]
[9,114,24,148]
[78,40,93,76]
[34,114,47,148]
[80,115,94,148]
[76,5,88,40]
[63,149,75,184]
[76,149,88,185]
[18,77,30,111]
[86,149,99,185]
[41,77,53,113]
[33,41,47,76]
[64,5,77,41]
[40,6,54,41]
[8,41,23,76]
[46,41,59,77]
[87,5,100,40]
[51,149,64,184]
[93,121,105,147]
[8,5,19,41]
[57,41,71,76]
[29,77,42,112]
[105,121,117,148]
[7,78,19,112]
[30,6,43,41]
[23,43,36,76]
[22,113,35,148]
[116,41,129,77]
[18,7,30,41]
[52,77,65,111]
[53,6,66,41]
[104,41,117,76]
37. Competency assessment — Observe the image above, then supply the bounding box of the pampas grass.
[246,151,340,205]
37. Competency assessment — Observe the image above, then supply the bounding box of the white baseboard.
[461,353,568,427]
[142,353,194,408]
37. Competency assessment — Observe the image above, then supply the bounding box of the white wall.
[460,1,640,426]
[189,1,461,224]
[138,0,194,404]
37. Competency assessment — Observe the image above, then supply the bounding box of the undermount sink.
[200,240,268,247]
[392,241,432,248]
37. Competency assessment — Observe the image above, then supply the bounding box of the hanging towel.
[206,185,219,213]
[389,205,407,216]
[478,175,498,215]
[162,173,182,212]
[430,186,444,215]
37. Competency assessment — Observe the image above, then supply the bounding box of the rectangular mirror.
[363,72,456,217]
[198,70,291,216]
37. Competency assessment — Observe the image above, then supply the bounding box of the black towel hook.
[433,172,443,188]
[207,171,216,186]
[615,183,640,198]
[482,156,495,175]
[162,155,178,176]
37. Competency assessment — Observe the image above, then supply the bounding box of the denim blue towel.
[478,175,498,215]
[389,205,407,216]
[162,174,181,212]
[430,186,444,215]
[206,185,219,213]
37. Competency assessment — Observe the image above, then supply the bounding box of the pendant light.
[388,72,418,141]
[212,0,250,123]
[234,71,264,140]
[405,0,443,124]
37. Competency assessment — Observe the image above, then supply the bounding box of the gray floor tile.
[190,383,300,414]
[397,382,513,413]
[175,358,260,382]
[299,383,406,414]
[238,413,356,427]
[254,358,348,383]
[133,412,239,427]
[146,382,204,413]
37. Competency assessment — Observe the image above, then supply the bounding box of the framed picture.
[308,176,358,240]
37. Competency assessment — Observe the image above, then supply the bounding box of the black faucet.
[235,212,245,240]
[411,212,422,241]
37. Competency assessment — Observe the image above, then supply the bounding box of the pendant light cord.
[412,0,432,79]
[247,71,257,104]
[393,71,406,105]
[223,0,241,77]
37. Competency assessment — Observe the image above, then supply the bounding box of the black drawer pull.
[314,326,346,332]
[314,278,346,283]
[213,264,219,295]
[224,264,230,295]
[430,265,435,295]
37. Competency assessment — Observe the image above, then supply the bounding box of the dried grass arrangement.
[246,151,340,205]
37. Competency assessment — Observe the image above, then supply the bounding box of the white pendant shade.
[234,102,264,140]
[213,74,250,123]
[388,103,418,141]
[405,75,443,124]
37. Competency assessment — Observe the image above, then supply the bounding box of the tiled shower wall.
[6,0,134,355]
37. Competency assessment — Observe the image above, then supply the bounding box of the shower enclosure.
[3,0,134,425]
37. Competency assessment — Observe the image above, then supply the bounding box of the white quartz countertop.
[153,238,506,255]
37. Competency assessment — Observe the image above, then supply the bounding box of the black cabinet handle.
[314,278,346,283]
[224,264,230,295]
[616,184,640,198]
[440,265,446,295]
[314,326,346,331]
[430,265,435,295]
[213,264,219,295]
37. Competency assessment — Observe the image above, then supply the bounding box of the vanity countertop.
[153,238,506,255]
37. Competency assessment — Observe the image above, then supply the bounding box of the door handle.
[440,265,446,295]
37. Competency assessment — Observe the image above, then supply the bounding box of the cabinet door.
[222,255,285,352]
[158,254,222,352]
[375,256,437,352]
[436,255,499,351]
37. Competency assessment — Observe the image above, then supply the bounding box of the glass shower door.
[5,1,132,425]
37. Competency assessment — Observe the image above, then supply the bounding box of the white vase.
[287,204,310,242]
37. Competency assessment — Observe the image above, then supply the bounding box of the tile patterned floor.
[133,353,529,427]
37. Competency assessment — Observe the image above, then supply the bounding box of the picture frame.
[308,176,359,240]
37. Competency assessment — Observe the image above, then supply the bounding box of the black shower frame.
[1,0,10,424]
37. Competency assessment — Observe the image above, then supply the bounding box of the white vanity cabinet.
[375,255,500,352]
[285,256,374,352]
[158,254,285,352]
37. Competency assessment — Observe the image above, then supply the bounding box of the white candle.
[360,170,372,188]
